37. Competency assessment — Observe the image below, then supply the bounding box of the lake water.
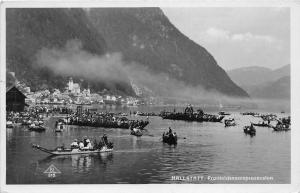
[6,106,290,184]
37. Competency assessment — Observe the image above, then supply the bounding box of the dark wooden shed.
[6,86,27,112]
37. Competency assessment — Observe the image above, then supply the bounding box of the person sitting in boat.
[83,138,88,147]
[78,141,84,149]
[86,140,93,150]
[71,139,79,149]
[102,134,108,146]
[168,127,172,135]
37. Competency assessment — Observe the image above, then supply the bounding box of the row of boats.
[223,112,291,134]
[7,105,291,157]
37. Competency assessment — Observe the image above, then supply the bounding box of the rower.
[168,127,172,135]
[86,139,93,149]
[78,141,84,149]
[102,134,108,146]
[173,132,177,137]
[71,139,79,149]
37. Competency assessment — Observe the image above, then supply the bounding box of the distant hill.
[7,8,248,98]
[250,76,290,99]
[227,64,290,99]
[227,64,290,86]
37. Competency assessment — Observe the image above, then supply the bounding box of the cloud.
[206,28,230,40]
[34,40,224,103]
[163,8,290,70]
[205,27,276,43]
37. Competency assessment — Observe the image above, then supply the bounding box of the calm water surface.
[6,106,290,184]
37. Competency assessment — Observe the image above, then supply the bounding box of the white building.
[68,77,81,94]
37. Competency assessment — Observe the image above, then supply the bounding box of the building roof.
[6,86,27,98]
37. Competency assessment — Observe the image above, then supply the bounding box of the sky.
[162,7,290,70]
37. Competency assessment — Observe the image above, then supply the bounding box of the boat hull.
[163,135,177,145]
[50,148,113,155]
[32,144,113,155]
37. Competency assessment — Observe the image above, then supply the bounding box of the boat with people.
[67,112,149,129]
[224,118,236,127]
[241,112,260,116]
[32,135,113,155]
[252,121,270,127]
[134,111,157,116]
[280,116,291,125]
[6,121,14,128]
[244,124,256,135]
[219,111,230,116]
[160,105,224,123]
[32,144,113,155]
[130,127,143,137]
[55,120,65,132]
[28,122,46,132]
[162,127,177,145]
[261,114,277,122]
[272,121,290,132]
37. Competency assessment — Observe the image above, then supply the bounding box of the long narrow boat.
[32,144,113,155]
[28,125,46,132]
[252,122,270,127]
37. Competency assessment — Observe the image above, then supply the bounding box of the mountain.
[227,64,290,86]
[86,8,248,97]
[227,64,290,99]
[250,76,290,99]
[272,64,290,78]
[7,9,96,90]
[7,8,248,97]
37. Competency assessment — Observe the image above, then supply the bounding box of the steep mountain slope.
[86,8,248,97]
[7,8,248,97]
[6,8,131,93]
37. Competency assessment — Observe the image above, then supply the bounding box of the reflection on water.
[6,109,290,184]
[36,153,114,175]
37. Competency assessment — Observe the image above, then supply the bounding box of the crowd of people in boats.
[223,111,291,133]
[160,105,224,122]
[64,112,149,129]
[7,104,291,153]
[7,107,47,131]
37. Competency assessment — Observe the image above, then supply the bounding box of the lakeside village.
[16,77,158,107]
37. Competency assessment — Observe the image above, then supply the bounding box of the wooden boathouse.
[6,86,27,112]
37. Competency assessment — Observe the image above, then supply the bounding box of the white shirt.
[79,142,84,149]
[87,142,93,149]
[71,142,78,147]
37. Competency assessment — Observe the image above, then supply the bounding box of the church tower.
[68,77,73,91]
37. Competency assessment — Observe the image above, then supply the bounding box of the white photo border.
[0,1,299,193]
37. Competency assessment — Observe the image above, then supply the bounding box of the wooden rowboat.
[130,127,143,136]
[32,144,113,155]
